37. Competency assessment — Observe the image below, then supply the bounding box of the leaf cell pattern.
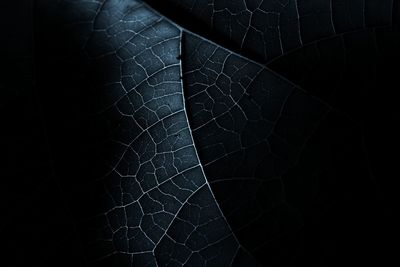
[145,0,395,63]
[6,0,397,266]
[43,0,245,266]
[181,32,330,263]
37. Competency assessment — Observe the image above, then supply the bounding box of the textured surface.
[1,0,399,266]
[145,0,396,63]
[35,0,242,265]
[181,33,330,265]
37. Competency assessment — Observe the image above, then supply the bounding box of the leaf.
[4,0,397,266]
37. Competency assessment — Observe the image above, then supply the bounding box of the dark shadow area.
[1,0,125,266]
[268,26,399,265]
[1,1,86,266]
